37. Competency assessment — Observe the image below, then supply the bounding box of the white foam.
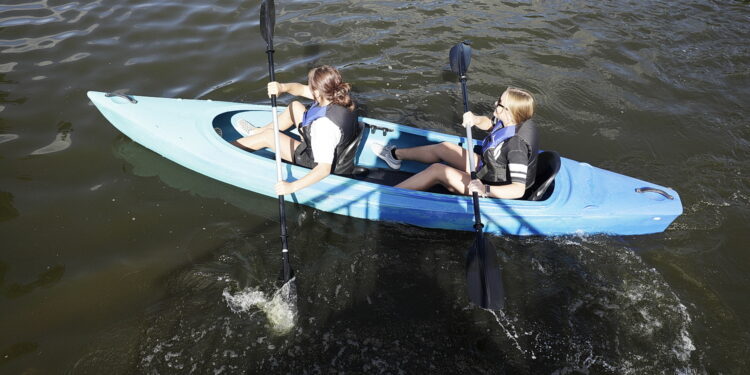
[223,279,298,334]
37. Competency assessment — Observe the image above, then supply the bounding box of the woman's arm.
[462,112,494,131]
[269,82,314,100]
[468,179,526,199]
[487,182,526,199]
[275,163,331,195]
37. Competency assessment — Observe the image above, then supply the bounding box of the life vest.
[475,119,539,188]
[297,102,361,174]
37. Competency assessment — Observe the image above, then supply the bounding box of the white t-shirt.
[309,117,342,165]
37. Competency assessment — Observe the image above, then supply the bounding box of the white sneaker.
[234,118,260,137]
[370,142,401,169]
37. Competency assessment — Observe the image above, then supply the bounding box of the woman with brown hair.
[235,65,359,195]
[371,87,539,199]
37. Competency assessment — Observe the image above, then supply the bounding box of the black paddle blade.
[466,234,505,310]
[449,41,472,76]
[260,0,275,45]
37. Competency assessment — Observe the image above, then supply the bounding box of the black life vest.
[297,102,360,174]
[475,119,539,188]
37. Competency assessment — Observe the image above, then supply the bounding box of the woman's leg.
[396,163,472,194]
[395,141,479,171]
[254,101,307,132]
[234,127,300,163]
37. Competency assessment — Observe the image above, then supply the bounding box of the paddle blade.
[466,235,505,310]
[449,41,472,76]
[260,0,275,45]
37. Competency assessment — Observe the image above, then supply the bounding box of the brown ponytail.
[308,65,356,111]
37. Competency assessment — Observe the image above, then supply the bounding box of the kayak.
[87,91,682,236]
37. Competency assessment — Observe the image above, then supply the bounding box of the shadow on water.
[64,210,701,374]
[67,218,523,374]
[0,192,20,222]
[0,263,65,299]
[303,44,321,71]
[0,262,63,366]
[0,342,38,367]
[59,138,521,371]
[112,137,284,223]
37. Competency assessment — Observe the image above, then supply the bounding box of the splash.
[223,279,298,334]
[487,309,536,359]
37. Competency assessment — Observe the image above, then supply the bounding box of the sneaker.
[234,118,260,137]
[370,142,401,169]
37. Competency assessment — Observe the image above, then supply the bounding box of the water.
[1,0,748,373]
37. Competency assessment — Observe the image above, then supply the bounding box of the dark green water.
[1,0,748,373]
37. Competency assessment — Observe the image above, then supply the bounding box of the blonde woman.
[371,87,539,199]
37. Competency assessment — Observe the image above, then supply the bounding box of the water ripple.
[1,0,747,373]
[0,23,98,53]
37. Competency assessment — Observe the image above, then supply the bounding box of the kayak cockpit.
[211,109,561,200]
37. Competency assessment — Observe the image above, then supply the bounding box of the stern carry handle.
[635,187,674,200]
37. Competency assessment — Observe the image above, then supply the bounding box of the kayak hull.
[88,91,683,236]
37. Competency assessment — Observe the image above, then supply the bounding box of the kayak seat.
[524,151,561,201]
[349,166,370,178]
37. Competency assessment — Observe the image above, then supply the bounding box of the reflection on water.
[30,123,72,155]
[0,134,19,144]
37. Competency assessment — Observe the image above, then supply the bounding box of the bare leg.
[395,141,479,172]
[256,101,307,132]
[234,127,300,163]
[396,163,473,195]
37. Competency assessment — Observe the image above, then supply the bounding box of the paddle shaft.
[458,77,483,227]
[459,75,490,308]
[262,3,292,283]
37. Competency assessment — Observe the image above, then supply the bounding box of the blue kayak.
[88,91,682,236]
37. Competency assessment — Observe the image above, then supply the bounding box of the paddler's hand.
[468,179,487,197]
[275,181,296,196]
[267,82,284,98]
[462,111,478,128]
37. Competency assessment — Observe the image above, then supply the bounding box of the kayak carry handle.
[635,187,674,200]
[105,92,138,104]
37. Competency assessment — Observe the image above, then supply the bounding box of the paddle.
[449,41,505,310]
[261,0,293,282]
